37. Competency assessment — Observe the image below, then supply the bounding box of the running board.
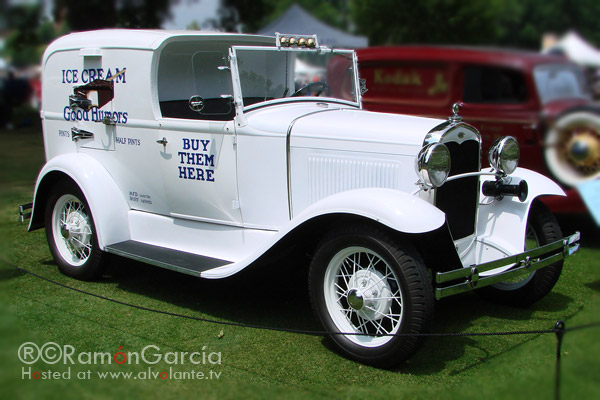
[105,240,232,277]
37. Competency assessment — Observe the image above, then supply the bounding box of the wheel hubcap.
[566,131,599,168]
[347,269,393,320]
[347,288,364,310]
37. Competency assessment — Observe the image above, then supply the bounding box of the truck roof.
[43,29,275,61]
[357,45,573,71]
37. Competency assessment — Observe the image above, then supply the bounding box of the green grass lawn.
[0,126,598,400]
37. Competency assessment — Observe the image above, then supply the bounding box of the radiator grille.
[435,140,480,239]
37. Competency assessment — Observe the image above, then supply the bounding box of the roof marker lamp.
[416,143,451,188]
[489,136,520,175]
[277,34,318,48]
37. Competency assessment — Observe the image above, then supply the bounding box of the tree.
[217,0,269,32]
[2,4,55,67]
[53,0,171,31]
[350,0,600,49]
[217,0,353,33]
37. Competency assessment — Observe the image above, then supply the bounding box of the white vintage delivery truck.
[21,30,580,367]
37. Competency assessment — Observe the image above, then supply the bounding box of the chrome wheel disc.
[323,247,403,347]
[52,194,93,267]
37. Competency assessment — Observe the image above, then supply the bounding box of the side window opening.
[158,42,234,121]
[463,66,528,104]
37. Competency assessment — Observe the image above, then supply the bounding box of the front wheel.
[478,199,563,306]
[44,181,106,280]
[308,225,434,368]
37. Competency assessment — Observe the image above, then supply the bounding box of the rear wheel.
[44,181,106,280]
[478,199,563,306]
[309,225,434,367]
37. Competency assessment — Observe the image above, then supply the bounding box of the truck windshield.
[233,47,359,108]
[533,64,591,104]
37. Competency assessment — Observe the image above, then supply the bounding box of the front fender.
[29,153,130,249]
[292,188,446,234]
[476,167,565,257]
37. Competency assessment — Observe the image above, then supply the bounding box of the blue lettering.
[178,166,187,179]
[200,139,210,152]
[206,169,215,182]
[187,167,196,179]
[114,68,126,83]
[195,168,205,181]
[182,138,190,150]
[62,69,78,84]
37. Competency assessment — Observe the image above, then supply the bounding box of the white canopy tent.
[546,31,600,67]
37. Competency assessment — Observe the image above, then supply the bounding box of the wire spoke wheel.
[45,181,106,280]
[309,225,433,367]
[325,247,403,347]
[52,194,93,266]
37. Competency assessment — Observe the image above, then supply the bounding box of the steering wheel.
[291,81,330,97]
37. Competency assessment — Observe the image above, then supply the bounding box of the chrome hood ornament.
[449,102,463,123]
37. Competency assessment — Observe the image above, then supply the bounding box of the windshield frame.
[229,45,361,115]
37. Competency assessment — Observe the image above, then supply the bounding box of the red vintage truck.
[357,45,600,213]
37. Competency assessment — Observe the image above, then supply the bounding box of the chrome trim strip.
[435,231,580,299]
[445,171,497,182]
[286,108,340,220]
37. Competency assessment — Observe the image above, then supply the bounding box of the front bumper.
[435,232,581,299]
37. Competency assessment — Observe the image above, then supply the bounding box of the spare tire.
[544,110,600,187]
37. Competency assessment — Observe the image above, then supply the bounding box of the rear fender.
[29,153,130,249]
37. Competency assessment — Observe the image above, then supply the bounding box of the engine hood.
[245,102,445,155]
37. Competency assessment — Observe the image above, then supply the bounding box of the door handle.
[71,127,94,141]
[156,137,168,146]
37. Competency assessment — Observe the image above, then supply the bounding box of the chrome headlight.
[488,136,520,175]
[416,143,451,188]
